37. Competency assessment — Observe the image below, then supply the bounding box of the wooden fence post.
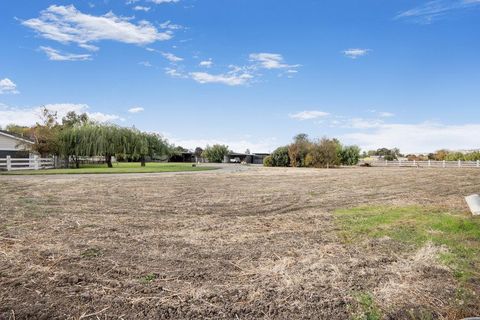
[458,160,461,168]
[6,155,11,171]
[443,160,446,168]
[477,160,480,168]
[34,155,39,170]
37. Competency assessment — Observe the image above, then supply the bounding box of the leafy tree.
[271,146,290,167]
[58,124,169,168]
[434,149,449,161]
[5,124,31,138]
[30,107,61,156]
[288,133,311,167]
[194,147,204,162]
[372,147,401,161]
[339,145,361,165]
[62,111,90,127]
[305,138,340,168]
[202,144,229,163]
[445,152,465,161]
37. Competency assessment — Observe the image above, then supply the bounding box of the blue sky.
[0,0,479,153]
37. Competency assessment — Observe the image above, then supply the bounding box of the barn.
[0,130,34,158]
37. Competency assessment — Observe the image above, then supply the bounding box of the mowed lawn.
[0,162,218,175]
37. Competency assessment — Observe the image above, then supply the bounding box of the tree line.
[6,108,172,168]
[263,134,361,168]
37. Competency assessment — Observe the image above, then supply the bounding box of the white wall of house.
[0,133,24,151]
[0,132,33,159]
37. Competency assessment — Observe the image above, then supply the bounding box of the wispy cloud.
[159,21,183,30]
[289,110,330,120]
[165,67,186,78]
[199,59,213,68]
[0,103,122,127]
[396,0,480,23]
[0,78,19,94]
[161,52,183,63]
[128,106,144,113]
[164,53,299,86]
[342,48,371,59]
[249,53,299,70]
[133,6,151,12]
[22,5,173,55]
[149,0,180,4]
[40,46,92,61]
[190,71,253,86]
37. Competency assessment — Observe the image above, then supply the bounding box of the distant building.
[223,152,270,164]
[0,130,34,158]
[169,151,195,163]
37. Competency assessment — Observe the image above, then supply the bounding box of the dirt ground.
[1,166,480,319]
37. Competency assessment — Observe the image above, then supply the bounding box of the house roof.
[0,130,34,144]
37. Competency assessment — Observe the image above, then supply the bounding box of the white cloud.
[289,110,330,121]
[162,52,183,63]
[343,122,480,153]
[22,5,173,51]
[396,0,480,23]
[128,106,144,113]
[159,21,183,30]
[40,46,92,61]
[199,59,213,68]
[163,52,298,86]
[249,53,299,69]
[149,0,180,4]
[0,103,122,127]
[189,71,253,86]
[165,67,186,78]
[0,78,19,94]
[343,48,371,59]
[133,6,151,12]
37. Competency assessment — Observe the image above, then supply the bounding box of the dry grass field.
[1,166,480,319]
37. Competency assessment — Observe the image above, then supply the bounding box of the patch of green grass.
[140,273,159,283]
[1,162,218,175]
[353,292,381,320]
[335,206,480,281]
[80,248,102,258]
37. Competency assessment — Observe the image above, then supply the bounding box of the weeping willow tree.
[58,124,169,168]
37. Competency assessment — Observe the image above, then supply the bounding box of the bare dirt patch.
[1,167,480,319]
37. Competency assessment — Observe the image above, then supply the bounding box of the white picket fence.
[362,159,480,168]
[0,156,55,171]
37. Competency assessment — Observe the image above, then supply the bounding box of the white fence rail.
[0,156,55,171]
[361,159,480,168]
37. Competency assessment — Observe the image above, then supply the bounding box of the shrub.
[288,134,311,167]
[306,138,340,168]
[271,146,290,167]
[263,156,273,167]
[202,144,230,163]
[339,145,361,166]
